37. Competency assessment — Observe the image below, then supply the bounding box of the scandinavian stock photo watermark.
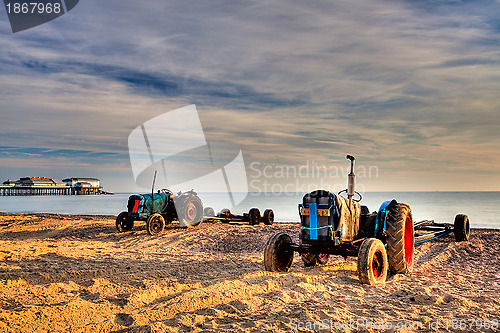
[289,317,499,331]
[248,160,379,196]
[127,104,249,222]
[3,0,80,33]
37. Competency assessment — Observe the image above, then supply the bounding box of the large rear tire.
[146,213,165,235]
[357,238,388,285]
[116,212,134,232]
[386,203,415,274]
[301,252,330,267]
[264,232,294,272]
[248,208,261,225]
[454,214,470,242]
[262,209,274,225]
[178,195,203,228]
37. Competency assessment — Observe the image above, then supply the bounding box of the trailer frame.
[414,214,470,245]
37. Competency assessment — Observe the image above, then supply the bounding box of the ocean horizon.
[0,191,498,229]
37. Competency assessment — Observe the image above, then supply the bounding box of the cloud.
[0,0,499,191]
[0,146,123,159]
[9,60,306,109]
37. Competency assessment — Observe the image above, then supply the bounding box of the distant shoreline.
[1,212,499,231]
[2,192,499,229]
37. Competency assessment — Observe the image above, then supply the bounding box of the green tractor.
[116,188,205,235]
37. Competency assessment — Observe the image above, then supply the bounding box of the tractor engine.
[299,190,361,244]
[126,193,170,219]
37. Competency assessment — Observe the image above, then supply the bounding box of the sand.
[0,212,499,332]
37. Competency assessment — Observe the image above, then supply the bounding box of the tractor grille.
[127,195,142,214]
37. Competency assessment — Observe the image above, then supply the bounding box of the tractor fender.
[374,199,398,238]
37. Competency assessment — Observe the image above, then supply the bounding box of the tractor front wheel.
[454,214,470,242]
[386,203,415,274]
[357,238,388,285]
[264,232,294,272]
[116,212,134,232]
[146,213,165,235]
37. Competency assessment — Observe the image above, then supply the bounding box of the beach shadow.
[111,325,151,333]
[0,218,201,243]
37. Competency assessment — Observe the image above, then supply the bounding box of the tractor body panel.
[299,190,362,246]
[127,193,170,219]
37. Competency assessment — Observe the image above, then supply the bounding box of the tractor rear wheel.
[248,208,261,225]
[386,203,415,274]
[262,209,274,225]
[357,238,388,285]
[178,195,204,228]
[264,232,294,272]
[454,214,470,242]
[146,213,165,235]
[116,212,134,232]
[301,252,330,267]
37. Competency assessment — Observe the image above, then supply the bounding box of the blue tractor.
[116,189,205,235]
[263,155,470,285]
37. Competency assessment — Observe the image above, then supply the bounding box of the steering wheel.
[337,189,363,202]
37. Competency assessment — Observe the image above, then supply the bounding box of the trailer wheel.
[386,203,414,274]
[262,209,274,225]
[454,214,470,242]
[116,212,134,232]
[357,238,388,285]
[264,232,293,272]
[220,208,231,217]
[301,252,330,267]
[178,195,203,228]
[146,213,165,235]
[248,208,261,225]
[204,207,215,217]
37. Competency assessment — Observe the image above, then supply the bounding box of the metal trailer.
[204,208,275,226]
[414,215,470,244]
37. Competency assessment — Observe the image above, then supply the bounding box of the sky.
[1,0,499,193]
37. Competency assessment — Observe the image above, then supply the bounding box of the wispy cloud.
[8,60,306,109]
[0,0,499,191]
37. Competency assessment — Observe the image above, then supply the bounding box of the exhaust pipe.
[346,155,355,206]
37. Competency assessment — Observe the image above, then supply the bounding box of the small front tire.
[357,238,388,285]
[116,212,134,232]
[264,232,294,272]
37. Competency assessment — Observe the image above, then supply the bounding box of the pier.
[0,177,112,196]
[0,186,71,196]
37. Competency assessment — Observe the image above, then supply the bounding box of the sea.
[0,192,498,229]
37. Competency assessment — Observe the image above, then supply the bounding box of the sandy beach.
[0,212,499,332]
